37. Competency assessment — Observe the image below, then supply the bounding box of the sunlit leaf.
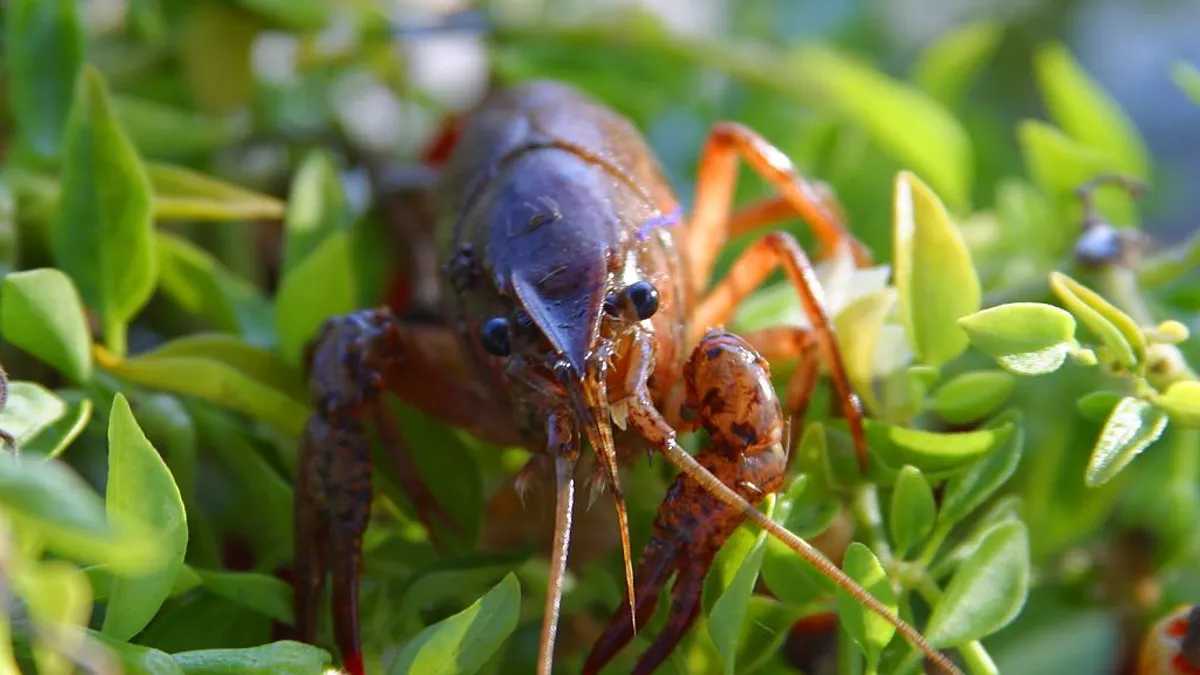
[178,2,261,115]
[795,46,973,210]
[1086,397,1169,487]
[1173,62,1200,108]
[5,0,85,159]
[889,465,936,558]
[930,370,1015,424]
[865,419,1014,474]
[389,572,521,675]
[836,543,897,669]
[52,65,156,357]
[835,288,897,415]
[761,472,841,606]
[226,0,329,30]
[103,394,189,641]
[911,21,1002,105]
[148,162,285,221]
[172,641,332,675]
[1034,43,1149,179]
[995,178,1059,258]
[1154,381,1200,428]
[1049,271,1143,369]
[958,302,1078,375]
[893,171,981,366]
[275,229,358,367]
[0,453,162,575]
[1,268,93,383]
[137,333,306,401]
[938,411,1025,527]
[282,150,352,275]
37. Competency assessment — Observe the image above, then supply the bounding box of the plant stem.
[916,520,953,569]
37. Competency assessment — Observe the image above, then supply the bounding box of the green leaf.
[893,171,981,366]
[5,0,85,160]
[731,597,806,675]
[1173,62,1200,108]
[707,498,773,674]
[761,473,841,605]
[1018,120,1135,227]
[103,394,189,641]
[275,229,358,367]
[0,382,66,448]
[957,302,1078,375]
[97,344,309,439]
[86,631,185,675]
[194,569,293,624]
[938,411,1025,527]
[1,268,93,383]
[1033,43,1149,179]
[226,0,329,30]
[1085,397,1169,487]
[136,333,306,401]
[52,65,156,357]
[389,572,521,675]
[930,370,1015,424]
[865,418,1013,474]
[995,178,1059,258]
[171,641,332,675]
[836,543,897,669]
[22,394,93,459]
[1077,391,1124,423]
[148,163,285,222]
[834,287,897,415]
[911,21,1002,105]
[924,520,1030,647]
[282,150,352,276]
[0,453,162,575]
[1154,381,1200,427]
[113,95,236,160]
[156,232,275,345]
[794,46,973,211]
[889,465,936,558]
[1048,272,1144,369]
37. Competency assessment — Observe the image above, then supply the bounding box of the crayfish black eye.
[480,317,512,356]
[626,281,659,320]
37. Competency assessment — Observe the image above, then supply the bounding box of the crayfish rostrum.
[293,80,962,675]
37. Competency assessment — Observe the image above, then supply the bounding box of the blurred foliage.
[0,1,1199,674]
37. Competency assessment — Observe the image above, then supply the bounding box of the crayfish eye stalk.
[552,359,639,640]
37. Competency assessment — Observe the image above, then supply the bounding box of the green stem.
[103,315,127,359]
[915,520,953,569]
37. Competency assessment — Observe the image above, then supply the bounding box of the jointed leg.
[686,122,871,294]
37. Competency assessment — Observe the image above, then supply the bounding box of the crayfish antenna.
[538,453,577,675]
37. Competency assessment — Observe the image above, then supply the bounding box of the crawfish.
[293,80,961,675]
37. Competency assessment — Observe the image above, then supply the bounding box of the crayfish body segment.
[292,80,962,675]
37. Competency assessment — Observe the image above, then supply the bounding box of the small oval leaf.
[924,520,1030,647]
[1076,391,1124,423]
[6,0,85,159]
[866,419,1013,474]
[836,543,898,668]
[1018,119,1135,227]
[102,394,189,640]
[23,394,93,459]
[708,507,772,674]
[1086,397,1169,487]
[194,569,293,624]
[282,150,353,276]
[389,572,522,675]
[835,287,898,415]
[1049,272,1144,369]
[0,382,67,448]
[893,171,982,366]
[930,370,1015,424]
[1,268,94,383]
[1154,381,1200,428]
[275,230,359,367]
[957,302,1077,375]
[890,465,936,558]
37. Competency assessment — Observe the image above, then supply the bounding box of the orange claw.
[583,330,788,674]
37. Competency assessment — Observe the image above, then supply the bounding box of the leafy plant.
[0,3,1198,675]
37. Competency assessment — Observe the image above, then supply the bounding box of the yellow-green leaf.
[911,21,1002,105]
[1173,62,1200,108]
[1048,272,1144,369]
[14,560,93,675]
[1018,120,1136,227]
[836,543,897,669]
[958,302,1078,375]
[51,65,156,357]
[1154,381,1200,428]
[148,162,284,221]
[930,370,1016,424]
[113,95,236,160]
[275,229,359,367]
[1086,397,1168,487]
[794,46,973,211]
[890,465,936,558]
[1034,43,1149,179]
[893,171,981,366]
[102,394,189,641]
[0,268,93,383]
[283,150,352,275]
[834,288,897,415]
